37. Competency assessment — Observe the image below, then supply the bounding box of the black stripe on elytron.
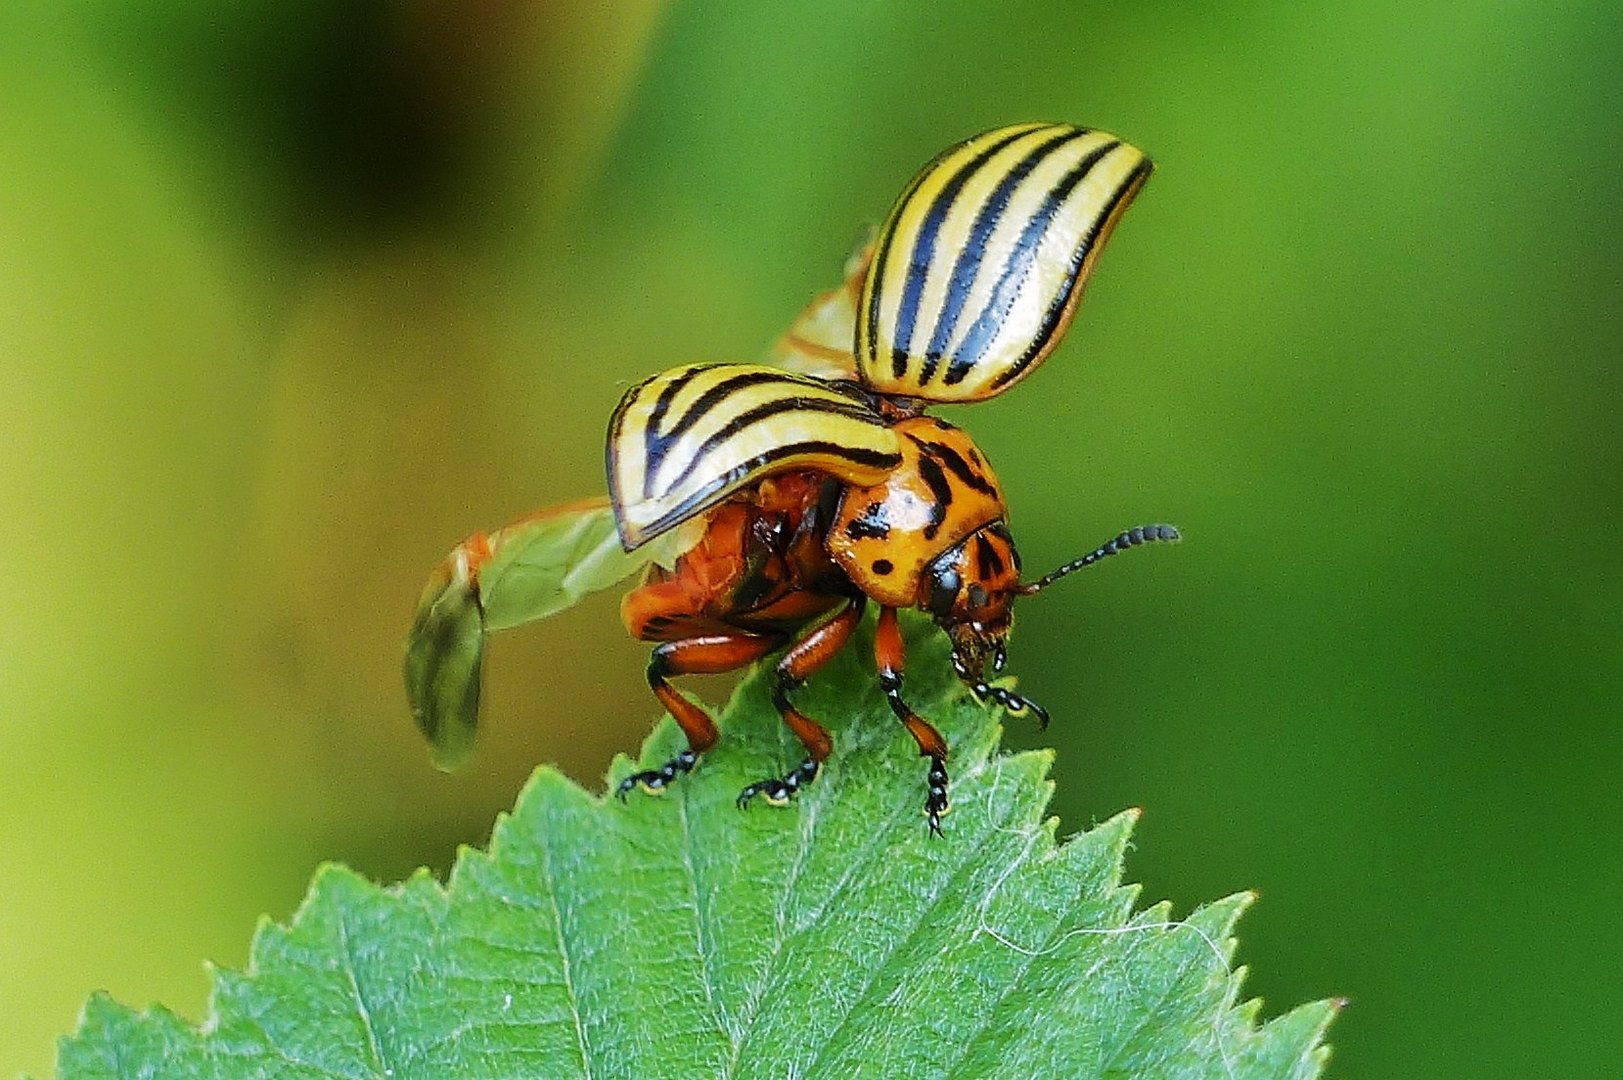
[651,369,814,455]
[658,394,890,496]
[914,452,954,540]
[631,441,904,544]
[989,155,1152,392]
[862,140,961,367]
[890,126,1044,381]
[637,364,717,497]
[643,363,714,439]
[920,126,1088,383]
[943,140,1123,386]
[907,435,998,496]
[643,370,863,496]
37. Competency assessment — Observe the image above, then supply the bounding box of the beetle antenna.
[1018,524,1181,595]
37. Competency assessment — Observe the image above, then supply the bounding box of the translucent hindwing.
[608,363,903,550]
[405,499,702,769]
[856,122,1152,403]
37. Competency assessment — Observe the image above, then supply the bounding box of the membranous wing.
[405,499,701,768]
[857,122,1151,403]
[609,363,902,550]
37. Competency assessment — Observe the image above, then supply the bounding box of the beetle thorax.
[825,416,1008,609]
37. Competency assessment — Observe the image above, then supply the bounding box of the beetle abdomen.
[857,122,1151,403]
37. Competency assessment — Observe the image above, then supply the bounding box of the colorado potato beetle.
[406,122,1178,834]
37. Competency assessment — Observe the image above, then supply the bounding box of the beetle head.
[920,524,1021,672]
[918,524,1049,726]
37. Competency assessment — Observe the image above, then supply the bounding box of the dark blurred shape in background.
[1,3,1618,1077]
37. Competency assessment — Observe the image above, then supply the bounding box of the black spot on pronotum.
[915,454,953,539]
[872,559,895,575]
[845,501,891,541]
[911,436,997,496]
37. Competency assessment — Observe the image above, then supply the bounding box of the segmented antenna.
[1018,523,1181,595]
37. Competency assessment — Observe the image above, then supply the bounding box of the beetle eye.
[927,567,960,618]
[967,583,990,609]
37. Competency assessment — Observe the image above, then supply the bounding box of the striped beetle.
[406,123,1178,833]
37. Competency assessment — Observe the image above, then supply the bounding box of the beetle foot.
[617,749,699,800]
[969,681,1050,731]
[924,755,950,837]
[737,758,820,810]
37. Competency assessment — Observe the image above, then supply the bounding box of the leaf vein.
[334,908,393,1078]
[678,782,731,1046]
[536,820,594,1080]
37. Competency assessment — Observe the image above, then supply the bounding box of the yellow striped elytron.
[608,363,902,550]
[857,122,1151,402]
[407,122,1177,834]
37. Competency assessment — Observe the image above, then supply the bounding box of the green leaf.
[58,619,1337,1079]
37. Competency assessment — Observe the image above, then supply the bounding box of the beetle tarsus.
[925,755,950,837]
[737,757,821,810]
[616,748,699,800]
[970,681,1050,731]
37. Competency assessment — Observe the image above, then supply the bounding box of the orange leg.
[738,597,866,810]
[618,632,783,799]
[875,606,951,836]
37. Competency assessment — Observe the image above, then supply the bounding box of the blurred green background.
[2,1,1619,1076]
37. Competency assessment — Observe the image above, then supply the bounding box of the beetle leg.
[619,632,783,800]
[951,649,1049,729]
[874,606,951,836]
[965,679,1051,732]
[739,597,866,811]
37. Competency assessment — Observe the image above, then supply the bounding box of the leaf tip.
[1207,889,1260,926]
[1084,806,1143,852]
